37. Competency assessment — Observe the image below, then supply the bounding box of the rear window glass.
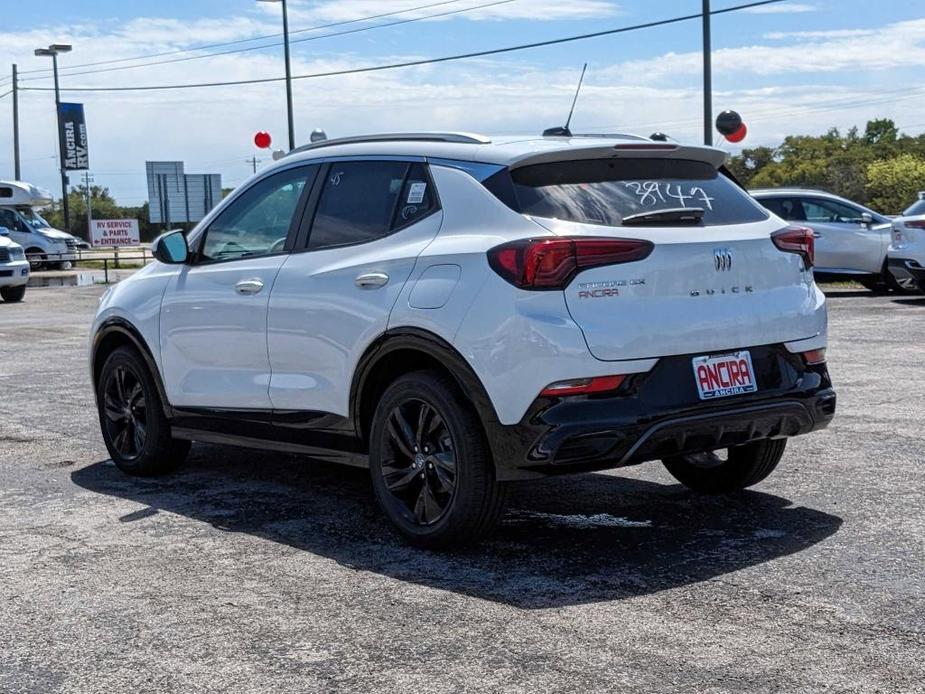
[903,198,925,216]
[497,159,769,227]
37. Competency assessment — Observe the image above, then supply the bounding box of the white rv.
[0,180,87,269]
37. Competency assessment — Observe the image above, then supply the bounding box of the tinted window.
[308,161,436,250]
[903,198,925,216]
[757,197,798,220]
[803,198,865,224]
[504,159,769,227]
[200,165,315,263]
[0,209,17,230]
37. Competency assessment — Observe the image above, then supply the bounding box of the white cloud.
[762,29,874,40]
[603,18,925,78]
[743,2,817,13]
[275,0,621,23]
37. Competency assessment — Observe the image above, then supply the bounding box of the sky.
[1,0,924,205]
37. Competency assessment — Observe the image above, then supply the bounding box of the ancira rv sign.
[57,103,89,170]
[90,219,139,247]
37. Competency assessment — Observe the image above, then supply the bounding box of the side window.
[308,161,437,251]
[804,198,862,224]
[394,163,438,230]
[761,197,805,221]
[200,165,315,263]
[0,209,18,231]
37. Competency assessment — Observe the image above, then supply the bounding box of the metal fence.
[32,247,152,284]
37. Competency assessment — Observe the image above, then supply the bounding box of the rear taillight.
[801,348,826,365]
[487,237,653,290]
[904,219,925,230]
[772,226,815,268]
[540,374,626,397]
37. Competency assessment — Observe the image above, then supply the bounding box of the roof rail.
[289,132,491,155]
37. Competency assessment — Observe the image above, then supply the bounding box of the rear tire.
[369,370,507,549]
[26,248,46,271]
[0,285,26,302]
[96,346,190,476]
[662,438,787,493]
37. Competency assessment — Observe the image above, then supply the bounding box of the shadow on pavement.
[72,444,842,609]
[891,296,925,306]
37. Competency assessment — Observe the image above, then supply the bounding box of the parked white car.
[90,132,836,547]
[0,230,29,302]
[0,180,83,269]
[887,196,925,292]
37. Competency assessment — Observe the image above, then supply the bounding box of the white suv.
[0,232,29,302]
[90,132,836,547]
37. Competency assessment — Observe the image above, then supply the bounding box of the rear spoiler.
[507,143,729,171]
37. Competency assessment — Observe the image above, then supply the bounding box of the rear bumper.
[887,257,925,288]
[486,344,835,480]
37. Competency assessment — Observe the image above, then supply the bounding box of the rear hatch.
[490,150,823,361]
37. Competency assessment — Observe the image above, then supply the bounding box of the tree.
[725,118,925,211]
[866,154,925,214]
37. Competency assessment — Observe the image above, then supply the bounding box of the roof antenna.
[543,63,587,138]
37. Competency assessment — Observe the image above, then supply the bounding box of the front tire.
[369,370,507,549]
[25,248,46,271]
[96,346,190,476]
[0,285,26,302]
[662,438,787,493]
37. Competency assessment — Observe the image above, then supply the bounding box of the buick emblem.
[714,248,733,272]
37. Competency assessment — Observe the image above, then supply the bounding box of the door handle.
[235,278,265,295]
[355,272,389,289]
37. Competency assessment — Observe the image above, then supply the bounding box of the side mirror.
[0,226,10,236]
[151,230,189,264]
[860,212,874,227]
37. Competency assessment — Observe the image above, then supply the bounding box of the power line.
[18,0,786,94]
[17,0,471,76]
[18,0,516,83]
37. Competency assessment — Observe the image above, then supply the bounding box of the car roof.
[280,132,729,169]
[750,188,843,198]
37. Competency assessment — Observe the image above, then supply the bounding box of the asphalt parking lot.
[0,285,922,693]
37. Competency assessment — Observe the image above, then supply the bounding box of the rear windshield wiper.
[621,207,705,226]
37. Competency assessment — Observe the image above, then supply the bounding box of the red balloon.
[254,131,272,149]
[725,124,747,143]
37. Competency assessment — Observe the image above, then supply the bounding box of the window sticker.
[407,182,427,204]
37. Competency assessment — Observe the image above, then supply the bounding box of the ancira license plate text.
[693,351,758,400]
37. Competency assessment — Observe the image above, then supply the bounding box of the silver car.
[751,188,897,292]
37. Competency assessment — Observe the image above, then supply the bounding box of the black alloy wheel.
[96,346,190,476]
[101,364,148,461]
[369,370,507,548]
[380,398,458,526]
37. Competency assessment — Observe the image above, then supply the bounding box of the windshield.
[903,198,925,217]
[16,207,52,230]
[491,158,769,227]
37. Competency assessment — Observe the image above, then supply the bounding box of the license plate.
[692,350,757,400]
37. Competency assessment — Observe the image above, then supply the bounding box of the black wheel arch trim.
[92,318,173,418]
[350,327,501,441]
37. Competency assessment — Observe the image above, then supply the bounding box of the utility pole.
[702,0,713,146]
[247,156,261,174]
[258,0,296,150]
[83,171,93,239]
[12,64,21,180]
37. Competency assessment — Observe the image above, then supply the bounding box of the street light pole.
[259,0,296,150]
[35,44,73,233]
[702,0,713,146]
[51,52,71,233]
